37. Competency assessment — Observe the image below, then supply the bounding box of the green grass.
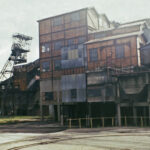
[0,116,41,124]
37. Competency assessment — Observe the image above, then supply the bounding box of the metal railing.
[67,116,150,128]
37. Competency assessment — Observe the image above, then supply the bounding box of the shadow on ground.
[0,121,66,133]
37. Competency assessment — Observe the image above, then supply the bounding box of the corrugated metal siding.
[40,79,61,92]
[61,74,86,102]
[62,89,86,102]
[40,80,52,92]
[61,74,86,90]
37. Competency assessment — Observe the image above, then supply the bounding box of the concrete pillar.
[148,104,150,126]
[49,104,55,119]
[86,103,92,127]
[133,106,137,126]
[40,92,43,121]
[57,91,60,122]
[116,83,121,126]
[117,103,121,126]
[143,107,147,126]
[89,103,92,117]
[60,105,64,126]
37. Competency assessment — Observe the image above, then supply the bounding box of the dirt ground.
[0,122,150,150]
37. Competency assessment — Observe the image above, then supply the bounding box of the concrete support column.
[60,105,64,126]
[148,104,150,126]
[57,91,60,122]
[133,106,137,126]
[143,107,147,126]
[40,92,43,121]
[117,103,121,126]
[86,103,92,127]
[49,104,55,119]
[116,83,121,126]
[88,103,92,117]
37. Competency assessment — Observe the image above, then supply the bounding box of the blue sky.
[0,0,150,70]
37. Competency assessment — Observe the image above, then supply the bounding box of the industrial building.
[38,7,150,126]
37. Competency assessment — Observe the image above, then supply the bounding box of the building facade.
[38,7,150,126]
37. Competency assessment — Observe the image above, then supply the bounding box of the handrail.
[67,116,150,128]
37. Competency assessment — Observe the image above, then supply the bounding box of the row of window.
[53,12,81,26]
[44,87,113,101]
[41,60,61,72]
[89,45,125,62]
[41,37,86,53]
[44,89,77,101]
[87,86,114,98]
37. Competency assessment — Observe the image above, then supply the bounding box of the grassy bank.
[0,116,41,124]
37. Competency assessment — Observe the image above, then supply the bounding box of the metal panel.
[61,74,86,90]
[40,80,52,92]
[61,74,86,102]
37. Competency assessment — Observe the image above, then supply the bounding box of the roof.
[37,7,99,22]
[85,31,142,44]
[120,18,150,27]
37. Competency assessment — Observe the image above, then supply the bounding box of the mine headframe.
[0,33,32,82]
[9,33,32,64]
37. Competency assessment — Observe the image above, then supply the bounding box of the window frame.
[71,12,80,22]
[41,61,50,72]
[89,48,98,62]
[115,45,125,59]
[71,89,77,99]
[54,40,63,50]
[53,16,63,26]
[54,59,61,70]
[45,92,53,101]
[41,43,50,53]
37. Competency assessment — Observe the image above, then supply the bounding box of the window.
[53,17,63,26]
[41,43,50,53]
[71,12,80,21]
[78,37,86,44]
[71,89,77,98]
[45,92,53,100]
[116,45,124,58]
[54,60,61,70]
[89,48,98,61]
[68,49,79,59]
[67,39,74,45]
[42,61,50,72]
[54,41,63,50]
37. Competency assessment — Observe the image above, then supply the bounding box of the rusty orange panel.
[39,19,51,35]
[40,34,51,43]
[131,56,138,66]
[52,31,64,41]
[40,72,52,79]
[124,44,130,57]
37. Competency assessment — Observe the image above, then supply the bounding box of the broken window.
[78,36,86,44]
[45,92,53,100]
[41,43,50,53]
[53,17,63,26]
[87,88,101,97]
[116,45,124,58]
[71,89,77,98]
[42,61,50,72]
[89,48,98,61]
[71,12,80,21]
[54,59,61,70]
[67,38,74,45]
[54,40,63,50]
